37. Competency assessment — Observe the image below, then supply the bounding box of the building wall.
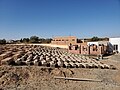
[80,43,89,55]
[68,43,107,55]
[109,38,120,53]
[89,45,107,55]
[87,42,99,46]
[51,36,77,45]
[87,41,108,46]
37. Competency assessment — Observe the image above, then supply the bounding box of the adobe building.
[51,36,77,45]
[51,36,109,55]
[69,41,108,56]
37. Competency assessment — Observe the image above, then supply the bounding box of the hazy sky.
[0,0,120,39]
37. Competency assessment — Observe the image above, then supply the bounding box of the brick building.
[69,42,108,55]
[51,36,77,45]
[51,36,108,55]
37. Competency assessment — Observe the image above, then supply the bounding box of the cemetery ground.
[0,45,120,90]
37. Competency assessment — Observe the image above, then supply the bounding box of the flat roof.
[53,36,77,39]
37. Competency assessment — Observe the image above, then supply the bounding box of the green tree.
[30,36,39,43]
[20,38,23,43]
[23,38,29,43]
[91,36,99,41]
[43,38,52,43]
[39,38,52,43]
[0,39,6,44]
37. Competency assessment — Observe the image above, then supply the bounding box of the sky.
[0,0,120,40]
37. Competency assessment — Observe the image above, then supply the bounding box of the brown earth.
[0,54,120,90]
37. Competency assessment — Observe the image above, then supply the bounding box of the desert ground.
[0,45,120,90]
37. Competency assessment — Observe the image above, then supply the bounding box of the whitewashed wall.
[87,42,99,46]
[87,41,108,46]
[109,38,120,52]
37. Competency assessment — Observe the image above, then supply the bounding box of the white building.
[87,41,109,46]
[109,38,120,53]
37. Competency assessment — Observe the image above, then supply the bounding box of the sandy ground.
[9,44,69,49]
[0,54,120,90]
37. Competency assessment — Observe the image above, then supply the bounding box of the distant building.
[6,40,14,44]
[51,36,77,45]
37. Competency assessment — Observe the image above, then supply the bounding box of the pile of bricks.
[0,45,115,69]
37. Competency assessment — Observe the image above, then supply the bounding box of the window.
[93,48,97,51]
[82,46,87,51]
[93,46,97,51]
[69,46,72,50]
[72,39,75,41]
[82,46,84,51]
[75,45,78,50]
[113,45,118,51]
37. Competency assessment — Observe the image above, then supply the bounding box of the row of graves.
[0,45,116,69]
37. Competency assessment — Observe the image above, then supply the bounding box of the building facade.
[51,36,77,45]
[87,41,109,46]
[69,42,108,55]
[109,37,120,53]
[51,36,120,55]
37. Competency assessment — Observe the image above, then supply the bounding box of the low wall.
[7,44,69,49]
[40,44,68,49]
